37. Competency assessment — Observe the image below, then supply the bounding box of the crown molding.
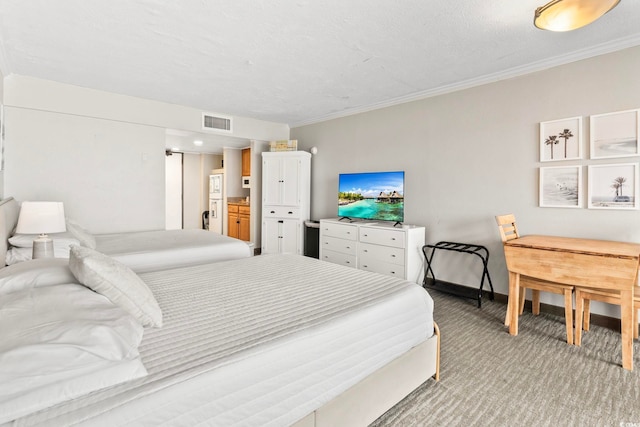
[291,34,640,129]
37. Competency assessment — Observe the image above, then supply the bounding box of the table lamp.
[15,201,66,259]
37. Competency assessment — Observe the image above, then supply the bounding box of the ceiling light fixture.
[194,140,204,146]
[534,0,621,32]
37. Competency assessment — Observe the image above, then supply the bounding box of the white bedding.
[0,284,147,423]
[8,254,434,426]
[95,229,252,272]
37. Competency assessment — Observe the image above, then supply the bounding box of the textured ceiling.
[0,0,639,128]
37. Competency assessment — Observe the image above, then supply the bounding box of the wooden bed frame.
[293,323,440,427]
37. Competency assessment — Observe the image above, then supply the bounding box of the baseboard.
[487,291,623,333]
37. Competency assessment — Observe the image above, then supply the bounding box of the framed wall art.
[539,166,581,208]
[589,109,639,159]
[540,116,582,162]
[588,163,638,210]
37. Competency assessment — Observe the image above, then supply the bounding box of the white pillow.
[0,258,78,295]
[69,245,163,328]
[0,284,147,423]
[8,231,79,249]
[66,218,97,249]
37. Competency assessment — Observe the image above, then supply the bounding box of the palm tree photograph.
[588,163,638,209]
[540,116,582,162]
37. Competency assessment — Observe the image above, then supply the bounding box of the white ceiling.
[1,0,639,129]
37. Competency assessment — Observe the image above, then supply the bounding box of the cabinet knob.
[346,246,351,249]
[391,238,396,241]
[363,249,368,252]
[363,264,368,268]
[288,211,293,214]
[364,234,368,237]
[391,254,396,258]
[270,211,275,214]
[345,261,350,264]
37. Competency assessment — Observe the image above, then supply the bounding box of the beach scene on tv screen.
[338,171,404,221]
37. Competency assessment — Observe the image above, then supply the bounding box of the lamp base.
[32,235,54,259]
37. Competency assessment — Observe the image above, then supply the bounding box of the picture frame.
[589,109,639,159]
[588,163,639,210]
[539,166,582,208]
[540,116,582,162]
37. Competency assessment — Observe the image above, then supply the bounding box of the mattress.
[9,254,434,426]
[95,229,252,272]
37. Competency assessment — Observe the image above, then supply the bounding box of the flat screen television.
[338,171,405,223]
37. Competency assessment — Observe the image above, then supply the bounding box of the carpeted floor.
[370,290,640,427]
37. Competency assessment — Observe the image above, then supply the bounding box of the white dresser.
[319,218,425,283]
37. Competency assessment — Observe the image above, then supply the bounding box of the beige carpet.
[371,290,640,427]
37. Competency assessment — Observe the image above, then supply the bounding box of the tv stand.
[319,218,425,283]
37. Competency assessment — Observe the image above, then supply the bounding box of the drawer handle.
[391,238,396,241]
[363,264,368,268]
[346,231,351,234]
[391,271,396,274]
[270,210,275,214]
[324,242,328,245]
[363,234,368,237]
[346,246,351,249]
[363,249,368,252]
[288,211,293,214]
[391,254,396,258]
[346,261,350,264]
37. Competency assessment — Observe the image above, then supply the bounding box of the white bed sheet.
[8,255,434,426]
[95,229,252,272]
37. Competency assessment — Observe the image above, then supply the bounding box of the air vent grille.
[202,113,232,132]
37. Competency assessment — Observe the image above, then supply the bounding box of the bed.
[0,197,252,272]
[1,251,439,426]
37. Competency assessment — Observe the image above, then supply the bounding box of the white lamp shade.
[15,201,67,235]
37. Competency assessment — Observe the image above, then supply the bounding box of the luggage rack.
[422,241,495,308]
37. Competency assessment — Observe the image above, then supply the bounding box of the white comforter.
[11,254,434,426]
[0,284,147,423]
[95,229,251,272]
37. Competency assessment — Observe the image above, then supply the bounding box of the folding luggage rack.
[422,241,495,308]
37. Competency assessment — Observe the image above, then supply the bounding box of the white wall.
[2,75,289,233]
[292,45,640,317]
[4,106,165,232]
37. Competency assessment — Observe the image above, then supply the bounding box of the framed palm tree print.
[539,166,581,208]
[540,116,582,162]
[589,109,639,159]
[588,163,639,210]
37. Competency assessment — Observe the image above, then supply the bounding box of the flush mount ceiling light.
[534,0,621,32]
[193,140,204,146]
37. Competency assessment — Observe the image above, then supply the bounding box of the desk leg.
[621,289,633,371]
[509,272,519,336]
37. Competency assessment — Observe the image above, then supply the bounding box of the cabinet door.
[281,219,301,254]
[238,214,250,241]
[263,157,282,206]
[241,148,251,176]
[262,217,280,254]
[280,157,301,206]
[228,212,239,239]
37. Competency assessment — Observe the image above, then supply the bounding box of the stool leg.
[519,289,526,315]
[575,289,584,346]
[583,299,591,332]
[532,290,541,316]
[564,289,573,345]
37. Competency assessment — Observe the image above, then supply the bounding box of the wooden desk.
[504,235,640,370]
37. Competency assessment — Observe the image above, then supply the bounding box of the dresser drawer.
[263,206,300,218]
[359,257,406,279]
[321,249,356,268]
[359,242,405,266]
[322,235,357,256]
[359,227,405,248]
[320,221,357,241]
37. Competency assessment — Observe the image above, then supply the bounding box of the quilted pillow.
[68,245,162,328]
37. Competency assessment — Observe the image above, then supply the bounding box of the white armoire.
[261,151,311,254]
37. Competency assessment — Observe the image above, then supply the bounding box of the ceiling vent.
[202,112,232,133]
